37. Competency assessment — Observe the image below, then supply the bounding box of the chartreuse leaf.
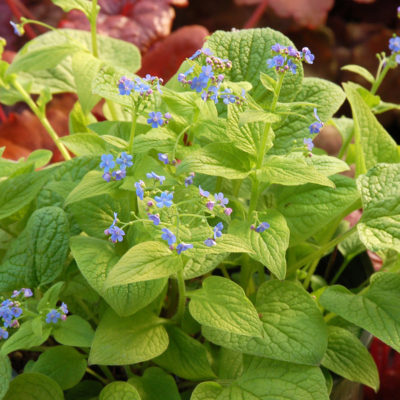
[154,325,216,381]
[272,78,345,155]
[230,210,289,279]
[306,154,350,176]
[27,346,87,390]
[183,253,227,279]
[70,236,167,316]
[189,276,262,337]
[64,170,122,206]
[99,382,141,400]
[217,348,243,379]
[191,382,223,400]
[274,175,360,244]
[206,28,303,104]
[177,143,252,179]
[52,315,95,347]
[321,326,379,391]
[7,43,81,75]
[320,272,400,352]
[343,82,399,175]
[341,64,375,84]
[105,242,182,287]
[128,367,180,400]
[225,105,262,158]
[0,171,47,220]
[0,354,12,399]
[258,156,335,187]
[1,320,51,355]
[51,0,95,16]
[191,356,329,400]
[89,308,169,365]
[26,207,69,286]
[203,280,328,365]
[18,29,140,94]
[38,281,65,312]
[60,132,108,156]
[3,373,63,400]
[356,163,400,252]
[69,194,122,239]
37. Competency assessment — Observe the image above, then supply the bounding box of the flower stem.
[128,109,137,154]
[248,73,284,218]
[90,0,99,58]
[371,57,392,95]
[11,79,71,160]
[175,268,186,324]
[86,367,109,385]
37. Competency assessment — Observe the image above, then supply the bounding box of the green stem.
[288,226,357,274]
[172,125,190,161]
[175,268,186,324]
[248,73,285,218]
[303,258,320,290]
[11,80,71,161]
[330,256,352,285]
[74,296,99,324]
[371,58,391,95]
[86,367,109,385]
[20,18,57,32]
[128,109,137,154]
[90,0,99,57]
[99,365,115,381]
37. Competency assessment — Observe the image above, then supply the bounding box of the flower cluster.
[147,112,172,128]
[178,48,245,105]
[100,152,133,182]
[45,302,68,324]
[251,222,270,233]
[118,74,163,97]
[204,222,224,247]
[267,43,315,74]
[199,186,232,216]
[0,288,33,340]
[104,212,125,243]
[303,108,324,152]
[388,35,400,64]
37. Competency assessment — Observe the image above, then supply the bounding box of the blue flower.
[213,222,224,240]
[134,78,150,95]
[389,36,400,53]
[255,222,270,233]
[135,180,145,200]
[109,226,125,243]
[176,242,193,254]
[199,65,214,80]
[112,170,126,181]
[309,108,323,134]
[0,328,8,340]
[155,191,173,208]
[116,152,133,170]
[267,55,285,69]
[178,66,194,82]
[100,154,115,173]
[118,76,134,95]
[287,46,299,57]
[9,21,23,37]
[60,303,68,314]
[220,88,236,105]
[158,153,169,164]
[301,47,315,64]
[102,172,112,182]
[214,192,229,206]
[11,307,22,318]
[204,238,216,247]
[161,228,176,246]
[146,171,166,184]
[190,76,208,93]
[271,43,284,53]
[46,310,61,324]
[185,172,195,187]
[199,186,210,198]
[189,49,202,60]
[148,213,161,226]
[287,59,297,74]
[147,112,164,128]
[304,137,314,151]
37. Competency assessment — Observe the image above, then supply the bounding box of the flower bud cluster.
[118,74,163,98]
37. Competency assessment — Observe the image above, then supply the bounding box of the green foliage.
[1,17,400,398]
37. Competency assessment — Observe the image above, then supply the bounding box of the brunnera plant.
[0,1,399,399]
